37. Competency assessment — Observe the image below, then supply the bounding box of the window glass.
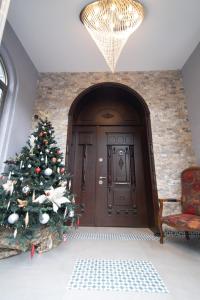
[0,56,8,117]
[0,57,7,85]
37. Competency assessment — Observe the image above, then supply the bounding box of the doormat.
[64,231,159,241]
[67,259,169,293]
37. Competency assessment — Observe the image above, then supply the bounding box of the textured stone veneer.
[33,71,196,213]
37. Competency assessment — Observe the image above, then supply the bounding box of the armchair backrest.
[181,167,200,216]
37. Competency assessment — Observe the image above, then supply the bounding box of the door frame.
[66,82,159,232]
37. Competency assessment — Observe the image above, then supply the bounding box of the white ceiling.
[8,0,200,73]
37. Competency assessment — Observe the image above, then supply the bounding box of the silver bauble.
[22,185,30,194]
[45,149,50,153]
[39,213,50,224]
[28,164,32,168]
[69,210,75,218]
[8,213,19,224]
[44,168,53,176]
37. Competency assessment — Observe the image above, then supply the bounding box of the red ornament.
[31,244,35,259]
[57,149,62,155]
[51,157,57,163]
[39,132,43,137]
[35,167,41,174]
[60,167,65,174]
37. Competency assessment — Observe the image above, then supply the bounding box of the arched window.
[0,56,8,120]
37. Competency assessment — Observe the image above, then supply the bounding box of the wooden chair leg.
[159,221,164,244]
[185,231,190,240]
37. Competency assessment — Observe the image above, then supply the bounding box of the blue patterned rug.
[67,259,169,293]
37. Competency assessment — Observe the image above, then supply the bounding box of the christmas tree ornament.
[64,207,68,218]
[41,157,44,161]
[20,161,23,169]
[69,210,75,218]
[40,182,43,186]
[34,187,71,212]
[20,177,24,181]
[51,157,57,163]
[3,180,15,195]
[57,158,61,163]
[44,168,53,176]
[57,149,62,155]
[7,200,10,210]
[43,140,48,145]
[39,213,50,224]
[35,167,41,174]
[29,135,36,154]
[13,228,18,239]
[8,172,11,179]
[31,244,35,258]
[17,199,28,208]
[57,167,60,173]
[68,180,72,190]
[11,171,15,175]
[39,132,43,137]
[49,130,52,134]
[45,156,48,165]
[32,190,36,202]
[45,149,50,153]
[28,164,32,168]
[25,212,29,227]
[60,167,65,174]
[40,152,43,155]
[22,185,30,194]
[8,213,19,224]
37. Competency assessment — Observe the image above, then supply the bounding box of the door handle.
[116,182,129,185]
[99,176,107,180]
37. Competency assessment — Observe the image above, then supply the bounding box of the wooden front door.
[73,126,148,227]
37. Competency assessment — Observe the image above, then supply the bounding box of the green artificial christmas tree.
[0,118,77,253]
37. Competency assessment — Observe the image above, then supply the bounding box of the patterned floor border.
[67,259,169,293]
[63,230,200,241]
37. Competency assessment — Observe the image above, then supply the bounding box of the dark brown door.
[73,125,148,227]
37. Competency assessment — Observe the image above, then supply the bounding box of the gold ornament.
[17,199,28,208]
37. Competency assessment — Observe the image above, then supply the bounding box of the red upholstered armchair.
[159,167,200,244]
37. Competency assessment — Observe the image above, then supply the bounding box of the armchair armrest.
[158,198,181,220]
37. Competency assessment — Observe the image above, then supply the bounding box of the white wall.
[182,42,200,163]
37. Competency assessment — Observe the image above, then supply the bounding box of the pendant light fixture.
[80,0,144,72]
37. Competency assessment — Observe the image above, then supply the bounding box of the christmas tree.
[0,118,77,244]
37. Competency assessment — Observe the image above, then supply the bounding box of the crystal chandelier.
[80,0,144,72]
[0,0,11,44]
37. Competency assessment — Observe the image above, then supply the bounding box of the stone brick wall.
[33,71,196,212]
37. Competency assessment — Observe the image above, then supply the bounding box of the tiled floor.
[0,227,200,300]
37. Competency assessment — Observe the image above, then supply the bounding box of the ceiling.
[8,0,200,73]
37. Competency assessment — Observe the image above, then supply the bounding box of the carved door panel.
[95,127,148,227]
[73,126,148,227]
[73,126,96,226]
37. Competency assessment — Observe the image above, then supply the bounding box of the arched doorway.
[67,83,158,231]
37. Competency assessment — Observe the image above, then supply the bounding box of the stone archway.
[67,82,158,231]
